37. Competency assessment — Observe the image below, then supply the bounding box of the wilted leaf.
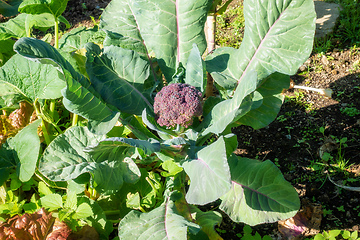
[0,115,14,146]
[8,101,34,129]
[278,199,322,239]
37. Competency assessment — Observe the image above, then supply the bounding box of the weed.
[235,225,273,240]
[340,106,360,116]
[313,35,333,54]
[285,90,314,112]
[322,208,333,217]
[336,0,360,44]
[337,205,345,212]
[308,229,360,240]
[276,115,287,123]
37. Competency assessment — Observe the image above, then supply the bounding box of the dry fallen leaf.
[278,198,322,239]
[318,136,338,159]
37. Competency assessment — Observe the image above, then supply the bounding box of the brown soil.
[60,0,360,238]
[224,47,360,239]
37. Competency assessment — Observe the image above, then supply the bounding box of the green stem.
[49,100,56,119]
[205,14,216,98]
[41,119,51,145]
[138,206,146,213]
[146,176,164,202]
[34,171,67,190]
[48,99,56,134]
[34,99,51,145]
[59,210,73,222]
[72,114,79,126]
[54,17,59,49]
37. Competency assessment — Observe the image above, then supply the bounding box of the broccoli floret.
[154,83,203,128]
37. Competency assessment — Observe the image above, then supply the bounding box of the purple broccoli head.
[154,83,203,128]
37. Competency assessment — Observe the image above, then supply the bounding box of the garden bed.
[1,0,360,239]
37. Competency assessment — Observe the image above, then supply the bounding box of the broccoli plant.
[154,83,203,128]
[2,0,317,238]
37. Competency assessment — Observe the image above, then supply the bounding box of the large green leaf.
[0,54,65,103]
[0,0,22,17]
[220,155,300,226]
[0,13,27,41]
[189,206,223,240]
[185,44,206,93]
[0,119,41,183]
[182,137,231,205]
[236,72,290,129]
[118,195,200,239]
[0,12,57,41]
[85,137,160,156]
[59,26,106,53]
[14,37,120,135]
[25,13,57,35]
[78,196,114,239]
[58,27,105,77]
[100,0,211,81]
[39,126,140,194]
[61,69,121,135]
[85,43,153,115]
[206,0,316,88]
[201,70,257,135]
[18,0,69,18]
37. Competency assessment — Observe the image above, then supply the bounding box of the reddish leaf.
[0,208,55,240]
[46,219,72,240]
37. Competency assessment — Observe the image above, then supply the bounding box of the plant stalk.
[72,113,79,126]
[205,14,216,98]
[54,17,59,49]
[34,100,51,145]
[205,15,216,54]
[47,99,56,134]
[293,85,333,98]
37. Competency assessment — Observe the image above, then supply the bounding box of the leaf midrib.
[237,5,287,86]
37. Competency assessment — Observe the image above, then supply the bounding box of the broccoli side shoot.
[154,83,203,128]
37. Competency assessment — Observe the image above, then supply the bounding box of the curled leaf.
[8,101,34,129]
